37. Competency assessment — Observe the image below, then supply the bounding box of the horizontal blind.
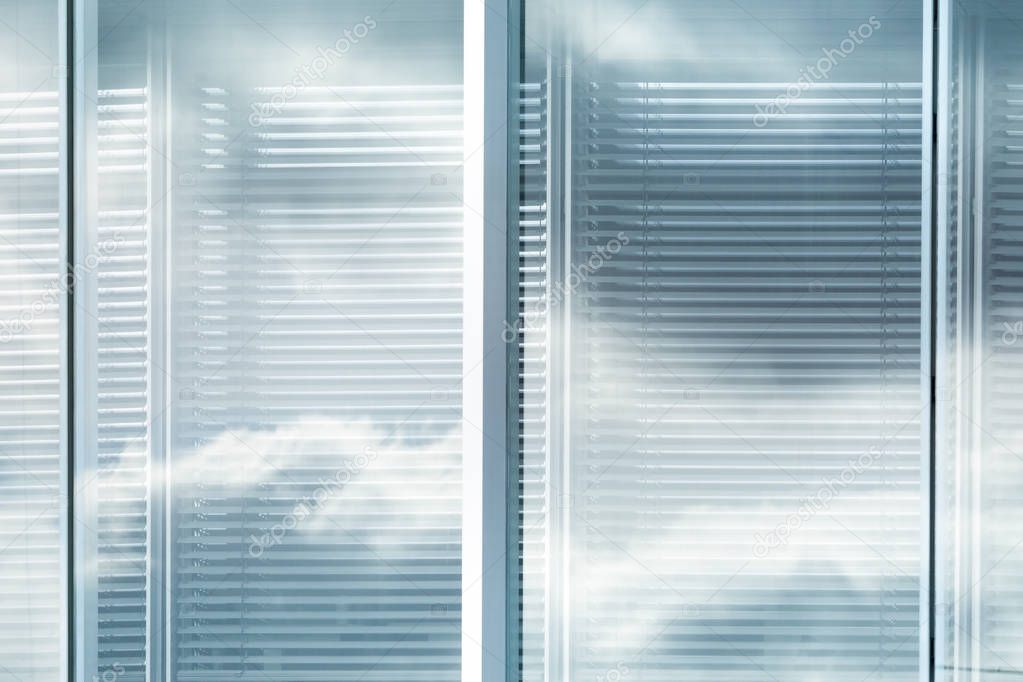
[569,81,922,681]
[92,84,151,682]
[169,83,464,681]
[976,21,1023,674]
[517,79,548,682]
[0,84,63,682]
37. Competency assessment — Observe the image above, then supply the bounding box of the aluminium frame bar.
[462,0,520,680]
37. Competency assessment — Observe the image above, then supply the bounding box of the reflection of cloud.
[172,416,461,541]
[938,325,1023,673]
[566,513,920,680]
[526,290,924,678]
[73,416,463,558]
[171,418,463,674]
[572,1,702,63]
[76,416,462,677]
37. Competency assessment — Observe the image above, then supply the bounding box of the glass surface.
[518,1,926,679]
[75,1,464,679]
[936,1,1023,679]
[0,1,65,680]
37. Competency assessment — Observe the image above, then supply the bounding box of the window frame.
[37,0,980,680]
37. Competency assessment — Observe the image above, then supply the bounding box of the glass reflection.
[76,1,464,679]
[0,1,64,680]
[520,1,925,679]
[937,1,1023,679]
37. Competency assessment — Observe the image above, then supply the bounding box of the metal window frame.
[923,0,938,679]
[462,0,521,679]
[59,0,73,680]
[69,0,101,678]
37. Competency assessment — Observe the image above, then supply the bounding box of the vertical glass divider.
[505,0,524,674]
[932,0,951,678]
[70,0,98,679]
[463,0,513,679]
[922,1,938,680]
[59,0,73,680]
[145,4,169,681]
[543,22,571,682]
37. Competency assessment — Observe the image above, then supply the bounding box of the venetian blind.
[974,17,1023,675]
[168,80,465,682]
[521,75,926,680]
[0,3,64,674]
[0,82,63,682]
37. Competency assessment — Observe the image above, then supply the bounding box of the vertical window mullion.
[462,0,513,679]
[69,0,98,679]
[60,0,73,678]
[922,2,939,681]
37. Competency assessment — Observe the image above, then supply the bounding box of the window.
[0,2,66,680]
[518,1,926,679]
[935,0,1023,677]
[72,1,467,680]
[0,2,1020,681]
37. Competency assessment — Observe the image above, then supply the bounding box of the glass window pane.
[0,1,65,680]
[75,1,464,679]
[519,1,926,679]
[936,0,1023,677]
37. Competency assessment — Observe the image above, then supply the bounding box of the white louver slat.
[521,74,925,679]
[168,82,464,681]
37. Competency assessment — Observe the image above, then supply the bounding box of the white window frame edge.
[921,2,938,681]
[542,9,572,679]
[58,0,72,680]
[930,0,947,677]
[70,0,100,679]
[463,0,519,680]
[146,10,172,682]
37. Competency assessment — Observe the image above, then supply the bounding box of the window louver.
[91,85,152,682]
[0,82,63,682]
[937,6,1023,678]
[167,83,464,681]
[975,23,1023,672]
[14,4,1023,681]
[517,79,548,682]
[522,78,925,680]
[938,12,1023,675]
